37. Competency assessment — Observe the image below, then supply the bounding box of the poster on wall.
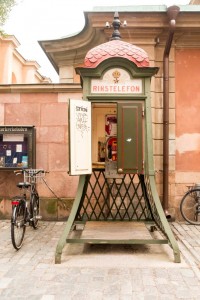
[0,132,28,168]
[69,99,92,175]
[0,125,35,169]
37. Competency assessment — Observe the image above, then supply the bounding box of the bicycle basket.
[24,169,45,184]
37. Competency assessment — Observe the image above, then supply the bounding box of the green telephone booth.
[55,14,180,264]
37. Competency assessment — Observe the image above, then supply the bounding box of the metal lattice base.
[76,169,153,221]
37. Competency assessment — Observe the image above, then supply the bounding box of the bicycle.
[11,169,47,250]
[180,184,200,225]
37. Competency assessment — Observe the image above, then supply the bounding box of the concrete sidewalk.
[0,220,199,300]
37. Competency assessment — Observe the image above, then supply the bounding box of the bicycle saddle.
[17,182,31,189]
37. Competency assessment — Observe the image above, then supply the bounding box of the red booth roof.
[84,40,149,68]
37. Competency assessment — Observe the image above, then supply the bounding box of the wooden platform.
[67,221,168,244]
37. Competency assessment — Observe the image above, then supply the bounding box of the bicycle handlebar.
[14,169,49,176]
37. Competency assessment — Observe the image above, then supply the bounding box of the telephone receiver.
[108,145,112,159]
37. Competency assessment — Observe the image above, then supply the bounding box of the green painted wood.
[117,102,143,174]
[147,176,181,263]
[144,79,155,176]
[55,175,86,264]
[66,238,168,244]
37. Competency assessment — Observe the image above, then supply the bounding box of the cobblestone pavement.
[171,223,200,273]
[0,220,200,300]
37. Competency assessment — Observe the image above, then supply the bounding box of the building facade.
[0,4,200,220]
[0,34,51,84]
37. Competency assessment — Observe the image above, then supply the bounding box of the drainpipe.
[163,5,180,219]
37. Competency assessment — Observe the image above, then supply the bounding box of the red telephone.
[106,137,117,161]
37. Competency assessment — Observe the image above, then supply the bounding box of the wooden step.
[67,221,168,244]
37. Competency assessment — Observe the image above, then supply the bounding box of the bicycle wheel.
[11,201,26,250]
[30,193,40,229]
[180,188,200,225]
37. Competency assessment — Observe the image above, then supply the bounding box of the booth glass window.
[0,126,36,170]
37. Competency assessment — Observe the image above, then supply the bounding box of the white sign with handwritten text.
[69,99,92,175]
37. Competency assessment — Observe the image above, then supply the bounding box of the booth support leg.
[148,176,181,263]
[55,175,86,264]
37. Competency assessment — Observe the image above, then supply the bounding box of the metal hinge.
[142,107,144,117]
[142,160,145,170]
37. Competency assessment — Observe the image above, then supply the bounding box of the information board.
[0,126,36,169]
[69,100,92,175]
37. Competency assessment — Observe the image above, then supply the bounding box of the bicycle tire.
[11,201,26,250]
[30,193,40,229]
[180,188,200,225]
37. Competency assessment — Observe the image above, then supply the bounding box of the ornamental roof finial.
[110,12,121,41]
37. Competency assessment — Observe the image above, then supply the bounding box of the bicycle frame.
[11,169,46,250]
[11,187,29,222]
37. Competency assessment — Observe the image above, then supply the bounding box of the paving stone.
[54,296,72,300]
[154,277,169,284]
[158,295,176,300]
[119,295,132,300]
[180,268,196,278]
[41,295,55,300]
[86,291,103,300]
[157,283,176,295]
[120,280,132,294]
[143,285,158,296]
[175,287,198,299]
[142,275,156,286]
[0,277,13,289]
[103,295,120,300]
[168,270,183,281]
